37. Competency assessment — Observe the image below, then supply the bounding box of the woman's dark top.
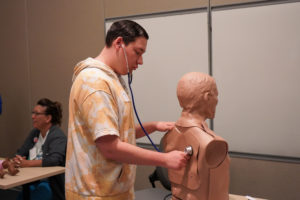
[17,125,67,200]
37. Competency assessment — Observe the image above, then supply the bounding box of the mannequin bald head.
[177,72,218,119]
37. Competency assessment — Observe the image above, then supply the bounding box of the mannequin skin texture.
[0,166,6,178]
[163,72,230,200]
[1,158,19,177]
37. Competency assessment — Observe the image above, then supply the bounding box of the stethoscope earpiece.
[120,44,132,84]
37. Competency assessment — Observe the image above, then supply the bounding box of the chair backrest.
[148,137,171,190]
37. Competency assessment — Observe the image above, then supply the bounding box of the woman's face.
[31,105,50,130]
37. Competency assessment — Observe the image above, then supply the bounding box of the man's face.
[31,105,50,130]
[120,37,147,75]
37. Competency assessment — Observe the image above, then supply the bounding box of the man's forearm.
[135,121,175,139]
[135,122,158,138]
[96,134,188,170]
[97,135,166,166]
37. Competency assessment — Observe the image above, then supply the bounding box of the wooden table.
[0,158,65,200]
[0,165,65,190]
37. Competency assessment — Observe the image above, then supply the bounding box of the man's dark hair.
[37,98,63,126]
[106,20,149,47]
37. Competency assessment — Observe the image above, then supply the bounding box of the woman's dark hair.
[37,98,62,126]
[105,20,149,47]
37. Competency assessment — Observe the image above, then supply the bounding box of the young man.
[65,20,189,200]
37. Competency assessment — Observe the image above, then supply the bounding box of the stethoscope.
[121,44,160,152]
[121,44,193,156]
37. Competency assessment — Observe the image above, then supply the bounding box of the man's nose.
[137,56,143,65]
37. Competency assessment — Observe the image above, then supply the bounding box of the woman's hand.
[13,155,27,168]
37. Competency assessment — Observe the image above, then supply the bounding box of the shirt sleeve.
[42,127,67,167]
[16,129,37,158]
[80,90,120,141]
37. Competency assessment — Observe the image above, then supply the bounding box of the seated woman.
[13,98,67,200]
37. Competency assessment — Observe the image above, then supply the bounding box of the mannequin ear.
[204,92,210,101]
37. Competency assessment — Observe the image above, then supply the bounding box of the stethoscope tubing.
[128,73,160,152]
[122,44,160,152]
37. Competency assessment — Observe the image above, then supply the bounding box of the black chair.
[148,139,171,191]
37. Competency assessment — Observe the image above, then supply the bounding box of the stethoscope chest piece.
[184,146,193,156]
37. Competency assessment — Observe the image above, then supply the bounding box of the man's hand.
[163,150,190,170]
[135,121,175,138]
[155,121,175,132]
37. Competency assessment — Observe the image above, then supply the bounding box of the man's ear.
[114,36,123,49]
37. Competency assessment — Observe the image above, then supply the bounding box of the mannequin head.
[165,72,229,200]
[177,72,218,119]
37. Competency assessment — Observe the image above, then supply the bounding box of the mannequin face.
[206,84,218,119]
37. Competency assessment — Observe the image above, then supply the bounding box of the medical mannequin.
[0,158,19,178]
[163,72,230,200]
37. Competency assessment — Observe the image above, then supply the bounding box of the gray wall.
[107,2,300,158]
[0,0,105,156]
[0,0,299,200]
